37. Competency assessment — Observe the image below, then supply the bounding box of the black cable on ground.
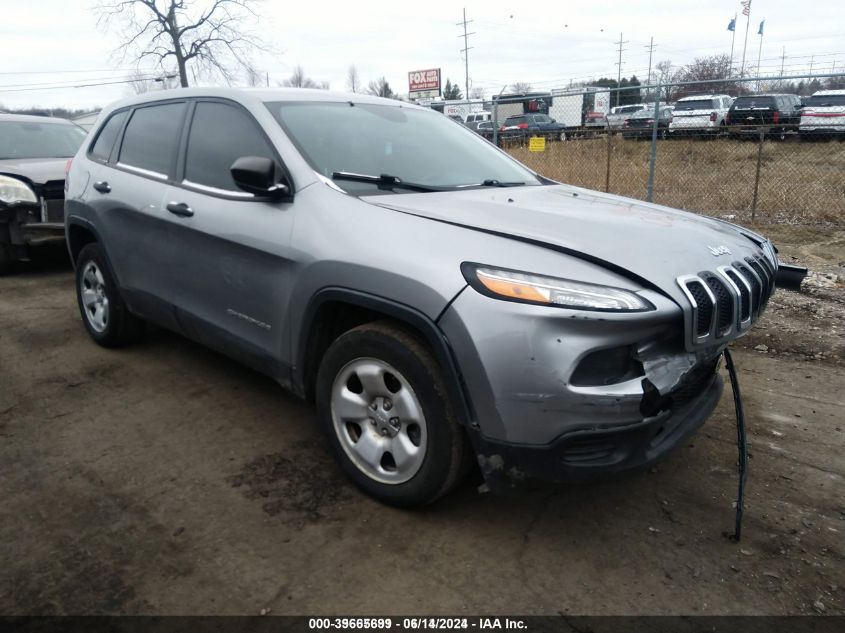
[723,347,748,542]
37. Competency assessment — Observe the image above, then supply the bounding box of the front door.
[159,99,297,378]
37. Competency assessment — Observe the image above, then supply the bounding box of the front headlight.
[462,263,654,312]
[0,175,38,205]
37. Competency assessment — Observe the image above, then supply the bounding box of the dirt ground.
[0,241,843,616]
[509,137,845,225]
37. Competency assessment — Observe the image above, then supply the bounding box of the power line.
[0,75,167,94]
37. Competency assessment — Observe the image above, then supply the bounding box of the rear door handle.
[166,201,194,217]
[93,181,111,194]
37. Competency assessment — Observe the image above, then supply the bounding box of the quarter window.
[184,101,276,192]
[119,102,186,176]
[90,110,128,162]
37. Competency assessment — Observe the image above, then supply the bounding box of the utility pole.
[644,36,657,88]
[457,8,475,105]
[809,55,815,76]
[756,20,765,92]
[780,47,786,77]
[615,32,628,107]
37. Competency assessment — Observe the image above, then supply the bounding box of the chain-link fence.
[462,73,845,256]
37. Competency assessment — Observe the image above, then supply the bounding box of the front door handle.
[166,202,194,217]
[93,181,111,194]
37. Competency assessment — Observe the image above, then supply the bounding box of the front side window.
[0,120,87,160]
[267,101,541,194]
[119,102,186,176]
[90,110,128,161]
[185,101,276,192]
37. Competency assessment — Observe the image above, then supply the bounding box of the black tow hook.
[722,348,748,542]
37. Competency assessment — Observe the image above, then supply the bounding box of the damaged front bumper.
[1,202,66,258]
[439,285,728,487]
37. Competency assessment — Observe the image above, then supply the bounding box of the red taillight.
[64,158,72,192]
[499,125,506,131]
[517,123,528,129]
[725,112,731,125]
[709,112,717,122]
[772,111,780,124]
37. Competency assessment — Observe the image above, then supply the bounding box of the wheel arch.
[66,217,101,268]
[294,288,475,427]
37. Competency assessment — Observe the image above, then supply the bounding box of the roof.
[676,94,731,100]
[812,89,845,96]
[100,86,424,114]
[0,113,75,124]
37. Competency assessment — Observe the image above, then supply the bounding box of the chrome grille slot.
[746,258,771,307]
[735,262,762,316]
[687,280,713,336]
[702,273,734,337]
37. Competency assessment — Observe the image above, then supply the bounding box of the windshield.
[675,99,716,111]
[805,94,845,107]
[266,101,540,193]
[0,120,87,160]
[732,96,775,109]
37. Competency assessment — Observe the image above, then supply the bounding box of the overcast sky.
[2,0,843,111]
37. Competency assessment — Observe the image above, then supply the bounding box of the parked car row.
[461,89,845,143]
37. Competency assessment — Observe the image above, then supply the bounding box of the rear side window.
[119,102,186,176]
[184,101,276,192]
[89,110,128,162]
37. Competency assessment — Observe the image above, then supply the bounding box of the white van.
[669,94,733,136]
[799,89,845,140]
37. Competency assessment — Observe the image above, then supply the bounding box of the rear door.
[159,98,297,376]
[89,100,188,327]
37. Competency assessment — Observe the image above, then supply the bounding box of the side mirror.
[230,156,290,197]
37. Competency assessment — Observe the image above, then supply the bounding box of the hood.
[366,184,769,305]
[0,157,68,185]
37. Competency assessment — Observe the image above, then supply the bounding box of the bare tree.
[470,86,485,99]
[280,66,327,89]
[97,0,269,88]
[126,68,155,94]
[653,60,678,100]
[366,77,395,99]
[510,81,532,93]
[346,65,361,93]
[674,54,739,98]
[244,65,266,87]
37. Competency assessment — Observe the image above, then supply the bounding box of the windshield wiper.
[331,172,444,192]
[479,179,525,187]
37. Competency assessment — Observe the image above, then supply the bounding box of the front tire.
[75,243,145,347]
[315,321,470,507]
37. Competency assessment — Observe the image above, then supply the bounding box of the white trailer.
[549,87,612,130]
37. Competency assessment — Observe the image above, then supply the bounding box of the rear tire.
[315,321,470,507]
[75,243,145,347]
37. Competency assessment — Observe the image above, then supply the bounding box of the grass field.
[507,136,845,227]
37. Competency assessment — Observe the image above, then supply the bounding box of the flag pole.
[740,3,752,78]
[730,13,737,76]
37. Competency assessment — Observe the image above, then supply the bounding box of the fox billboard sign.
[408,68,441,99]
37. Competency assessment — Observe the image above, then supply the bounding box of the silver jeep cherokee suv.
[65,88,777,506]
